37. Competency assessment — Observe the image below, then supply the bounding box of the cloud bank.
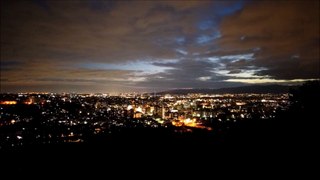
[1,0,319,93]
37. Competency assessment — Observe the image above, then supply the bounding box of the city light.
[0,83,317,150]
[0,101,17,105]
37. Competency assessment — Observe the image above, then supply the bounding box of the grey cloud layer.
[1,1,208,63]
[1,0,319,93]
[217,0,319,80]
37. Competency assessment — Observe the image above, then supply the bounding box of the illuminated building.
[133,112,142,119]
[0,101,17,105]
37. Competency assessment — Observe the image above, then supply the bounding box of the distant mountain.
[158,85,298,95]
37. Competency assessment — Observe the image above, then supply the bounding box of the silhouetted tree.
[289,80,320,117]
[285,81,319,147]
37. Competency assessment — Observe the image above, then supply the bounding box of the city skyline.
[1,0,319,93]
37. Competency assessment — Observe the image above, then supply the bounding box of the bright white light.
[198,76,211,81]
[135,106,142,112]
[127,105,133,110]
[184,118,192,123]
[81,59,178,75]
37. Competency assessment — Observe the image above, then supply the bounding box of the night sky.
[1,0,319,93]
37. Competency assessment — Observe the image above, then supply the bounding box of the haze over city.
[1,0,319,93]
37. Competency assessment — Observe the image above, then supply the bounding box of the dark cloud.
[1,0,319,93]
[136,59,224,89]
[1,1,176,64]
[217,0,320,80]
[228,69,242,74]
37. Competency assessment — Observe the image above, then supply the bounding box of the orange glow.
[24,101,32,105]
[0,101,17,105]
[171,118,208,129]
[68,139,83,143]
[94,128,101,134]
[206,127,213,131]
[172,120,183,126]
[171,118,213,130]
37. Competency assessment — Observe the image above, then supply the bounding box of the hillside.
[158,85,298,94]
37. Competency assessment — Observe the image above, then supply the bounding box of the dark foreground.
[2,82,318,177]
[1,117,316,178]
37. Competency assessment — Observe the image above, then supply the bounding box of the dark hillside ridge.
[158,85,298,94]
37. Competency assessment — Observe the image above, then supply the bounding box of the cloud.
[1,1,180,64]
[217,0,320,80]
[135,58,227,89]
[1,0,319,93]
[225,78,318,84]
[1,65,141,93]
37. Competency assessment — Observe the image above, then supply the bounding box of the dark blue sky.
[1,0,319,93]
